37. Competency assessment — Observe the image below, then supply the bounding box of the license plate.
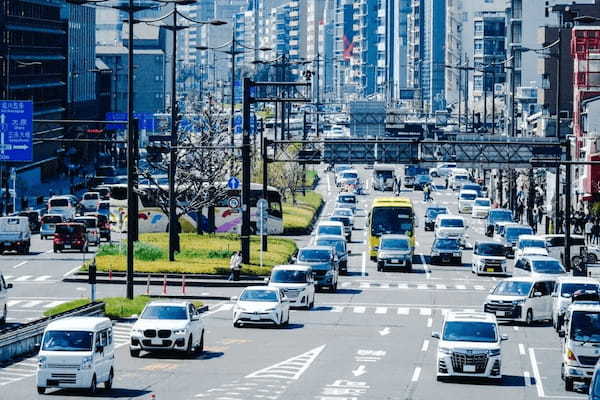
[250,314,260,321]
[496,311,508,317]
[392,259,400,263]
[463,365,476,373]
[442,258,450,262]
[64,244,71,249]
[486,268,495,272]
[3,242,10,246]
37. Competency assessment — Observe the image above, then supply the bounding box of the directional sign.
[234,114,243,135]
[227,176,240,190]
[0,100,33,162]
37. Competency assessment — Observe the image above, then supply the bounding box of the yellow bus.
[367,197,416,260]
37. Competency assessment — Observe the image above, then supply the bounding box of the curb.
[62,276,265,288]
[73,271,264,281]
[112,305,212,322]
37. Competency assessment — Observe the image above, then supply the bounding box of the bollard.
[182,274,186,295]
[162,274,167,295]
[146,274,150,295]
[108,268,112,281]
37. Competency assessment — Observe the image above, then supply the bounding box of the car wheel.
[89,374,97,394]
[0,305,6,325]
[233,321,241,328]
[565,377,574,392]
[309,297,314,309]
[406,261,412,272]
[197,332,204,355]
[104,368,113,390]
[37,387,46,394]
[526,309,534,325]
[377,261,383,271]
[331,281,338,293]
[186,335,194,356]
[129,348,140,358]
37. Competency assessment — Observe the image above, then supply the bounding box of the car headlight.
[453,252,461,257]
[81,356,93,370]
[431,251,440,256]
[439,347,452,355]
[174,329,187,336]
[131,329,143,336]
[38,356,47,369]
[265,308,277,312]
[512,298,526,305]
[489,349,501,357]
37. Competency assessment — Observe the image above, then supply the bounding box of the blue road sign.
[234,114,243,135]
[228,177,240,190]
[0,100,33,162]
[105,112,157,132]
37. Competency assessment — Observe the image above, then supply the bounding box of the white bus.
[106,183,283,234]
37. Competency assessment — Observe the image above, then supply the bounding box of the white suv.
[129,301,205,357]
[471,241,509,276]
[432,312,507,381]
[551,277,600,332]
[268,265,316,310]
[435,215,467,247]
[458,190,478,214]
[0,273,13,324]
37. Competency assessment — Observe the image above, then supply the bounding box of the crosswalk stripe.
[3,275,13,280]
[375,307,387,314]
[397,307,409,315]
[474,285,485,291]
[43,301,66,309]
[14,276,32,281]
[6,300,22,307]
[436,284,446,290]
[33,276,52,281]
[380,283,390,289]
[331,306,344,312]
[417,284,428,290]
[359,282,370,288]
[397,283,408,289]
[455,285,466,290]
[441,308,450,317]
[419,308,432,316]
[353,306,366,314]
[20,301,43,308]
[341,282,351,288]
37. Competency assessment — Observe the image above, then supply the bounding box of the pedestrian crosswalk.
[2,275,56,283]
[0,322,133,387]
[210,303,481,318]
[340,281,492,291]
[6,298,71,310]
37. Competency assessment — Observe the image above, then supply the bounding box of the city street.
[0,167,579,399]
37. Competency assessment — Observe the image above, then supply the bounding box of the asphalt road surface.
[0,166,579,399]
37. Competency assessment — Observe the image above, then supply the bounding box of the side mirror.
[282,297,290,303]
[96,344,104,354]
[6,283,12,289]
[291,256,297,262]
[191,314,200,321]
[230,296,238,302]
[501,334,509,341]
[431,332,440,339]
[131,314,139,319]
[558,330,565,338]
[533,291,543,298]
[34,343,41,352]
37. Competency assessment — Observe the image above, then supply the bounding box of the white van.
[552,277,600,332]
[36,317,115,394]
[449,169,470,191]
[458,190,478,214]
[80,192,101,213]
[434,215,467,247]
[48,196,77,221]
[0,272,13,324]
[314,221,345,239]
[268,265,316,309]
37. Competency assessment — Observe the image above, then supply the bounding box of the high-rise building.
[472,12,506,102]
[334,0,356,98]
[385,0,411,103]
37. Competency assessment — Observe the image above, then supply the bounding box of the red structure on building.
[572,27,600,198]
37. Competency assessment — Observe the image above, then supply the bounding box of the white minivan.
[36,317,115,394]
[48,196,77,221]
[0,272,13,324]
[458,190,478,214]
[314,221,345,240]
[268,265,316,309]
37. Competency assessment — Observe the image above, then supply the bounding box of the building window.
[474,21,483,36]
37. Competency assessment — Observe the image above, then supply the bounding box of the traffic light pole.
[126,0,136,299]
[261,135,268,252]
[168,8,178,262]
[241,78,252,263]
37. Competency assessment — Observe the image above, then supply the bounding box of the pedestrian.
[444,176,449,190]
[586,219,593,245]
[423,184,431,202]
[228,251,242,281]
[532,207,539,234]
[517,201,525,224]
[395,176,401,196]
[594,219,600,245]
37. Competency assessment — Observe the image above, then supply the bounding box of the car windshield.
[455,175,468,181]
[426,208,447,219]
[506,227,533,242]
[271,270,307,283]
[571,311,600,343]
[476,243,505,256]
[298,249,331,262]
[442,321,497,343]
[338,195,356,204]
[240,290,279,302]
[463,185,481,192]
[84,194,98,200]
[341,172,358,179]
[531,260,564,274]
[316,239,344,253]
[519,239,545,249]
[380,238,410,250]
[474,199,490,207]
[490,210,513,223]
[493,281,533,296]
[416,175,431,183]
[318,226,342,236]
[50,199,69,207]
[55,225,84,235]
[434,239,460,250]
[141,305,188,320]
[440,219,464,228]
[42,215,62,224]
[42,330,94,352]
[460,193,477,200]
[372,207,414,236]
[329,217,349,226]
[561,283,599,298]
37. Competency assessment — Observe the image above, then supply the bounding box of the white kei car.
[232,286,290,328]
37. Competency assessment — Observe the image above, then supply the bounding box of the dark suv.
[53,223,88,253]
[485,209,513,237]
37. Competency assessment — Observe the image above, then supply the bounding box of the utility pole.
[565,138,572,270]
[491,68,496,135]
[241,78,252,263]
[230,28,236,162]
[125,0,136,299]
[458,53,462,131]
[555,35,562,233]
[168,6,179,262]
[261,126,268,252]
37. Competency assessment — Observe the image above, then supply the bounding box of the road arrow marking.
[379,327,390,336]
[352,365,367,377]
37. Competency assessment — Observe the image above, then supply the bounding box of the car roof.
[505,223,532,229]
[459,190,478,195]
[474,197,490,201]
[300,245,334,252]
[490,209,511,213]
[568,303,600,313]
[380,234,410,240]
[145,300,190,308]
[272,264,312,272]
[333,207,353,212]
[426,205,448,210]
[522,255,559,262]
[244,285,279,292]
[475,240,504,246]
[437,215,464,220]
[521,248,548,255]
[445,311,496,323]
[556,276,599,285]
[518,235,545,241]
[46,317,111,332]
[318,221,344,227]
[503,276,538,283]
[315,235,346,242]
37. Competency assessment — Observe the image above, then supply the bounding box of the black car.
[424,206,449,231]
[413,175,433,191]
[430,238,462,265]
[485,209,513,237]
[13,211,41,233]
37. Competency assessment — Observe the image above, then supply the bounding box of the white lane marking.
[421,340,429,352]
[518,343,525,356]
[436,284,447,290]
[380,283,389,289]
[473,285,485,290]
[375,307,388,314]
[14,276,31,281]
[379,327,391,336]
[411,367,422,382]
[44,249,53,254]
[353,306,366,314]
[419,308,431,316]
[455,284,466,290]
[441,308,450,317]
[361,251,366,277]
[327,174,331,194]
[523,370,531,386]
[419,253,431,279]
[528,348,545,397]
[63,264,84,278]
[360,282,370,289]
[352,365,367,377]
[463,309,475,313]
[34,275,52,281]
[20,300,43,308]
[331,306,344,312]
[417,284,428,290]
[513,326,519,331]
[341,282,351,288]
[397,283,408,289]
[11,261,27,269]
[397,307,409,315]
[427,318,433,327]
[245,344,326,380]
[6,300,22,307]
[43,301,67,309]
[201,302,227,317]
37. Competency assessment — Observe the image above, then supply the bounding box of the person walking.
[423,183,430,202]
[228,251,242,281]
[594,218,600,245]
[532,207,539,234]
[586,219,594,245]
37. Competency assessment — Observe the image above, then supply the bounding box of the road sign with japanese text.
[0,100,33,162]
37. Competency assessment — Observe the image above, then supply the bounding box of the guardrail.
[0,302,105,362]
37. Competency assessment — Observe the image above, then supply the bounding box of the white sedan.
[232,286,290,328]
[472,198,492,218]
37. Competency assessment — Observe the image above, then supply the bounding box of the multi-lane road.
[1,166,580,399]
